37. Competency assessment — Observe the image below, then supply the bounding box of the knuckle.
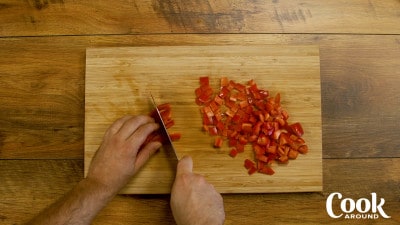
[135,115,152,123]
[137,122,158,136]
[193,174,207,185]
[177,173,193,185]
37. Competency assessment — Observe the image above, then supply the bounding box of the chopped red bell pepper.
[195,76,308,175]
[229,148,238,158]
[220,77,229,87]
[248,166,258,175]
[169,132,181,141]
[199,76,210,87]
[236,143,245,153]
[298,145,308,154]
[148,102,181,146]
[244,159,256,170]
[214,136,223,148]
[259,166,275,175]
[208,126,218,136]
[289,122,304,137]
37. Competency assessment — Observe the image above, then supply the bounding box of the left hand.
[86,115,161,195]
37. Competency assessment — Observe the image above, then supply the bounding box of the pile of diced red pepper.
[195,76,308,175]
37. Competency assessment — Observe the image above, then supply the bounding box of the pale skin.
[27,115,225,225]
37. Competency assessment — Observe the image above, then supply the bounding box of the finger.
[127,122,160,152]
[117,115,155,140]
[176,155,193,177]
[134,141,162,171]
[105,115,134,136]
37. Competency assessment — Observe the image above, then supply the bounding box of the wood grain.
[0,0,399,36]
[320,41,400,158]
[1,34,399,159]
[0,160,83,224]
[0,0,399,224]
[84,45,322,194]
[1,159,398,224]
[1,33,399,222]
[0,38,85,159]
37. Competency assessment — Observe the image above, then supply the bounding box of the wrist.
[80,177,117,200]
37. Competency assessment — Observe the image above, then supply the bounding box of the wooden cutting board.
[84,45,322,194]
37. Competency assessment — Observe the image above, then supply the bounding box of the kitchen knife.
[150,94,179,160]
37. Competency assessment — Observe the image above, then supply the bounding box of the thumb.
[176,155,193,176]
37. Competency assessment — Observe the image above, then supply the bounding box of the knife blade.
[150,94,179,160]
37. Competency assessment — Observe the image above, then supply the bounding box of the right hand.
[170,156,225,225]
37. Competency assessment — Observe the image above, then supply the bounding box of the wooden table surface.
[0,1,399,224]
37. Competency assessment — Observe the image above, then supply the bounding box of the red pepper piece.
[214,136,223,148]
[195,87,202,97]
[202,114,214,125]
[288,149,299,159]
[257,134,269,146]
[228,138,237,147]
[219,87,230,98]
[209,101,219,113]
[198,93,212,104]
[199,76,210,87]
[148,102,180,146]
[214,95,224,105]
[298,145,308,154]
[248,79,256,86]
[169,132,181,141]
[253,144,265,155]
[238,136,248,145]
[248,135,258,143]
[234,83,246,92]
[278,155,289,163]
[241,123,252,133]
[157,103,171,111]
[220,77,229,87]
[216,121,225,133]
[164,119,175,129]
[244,159,255,169]
[229,148,238,157]
[256,154,269,163]
[259,166,275,175]
[208,126,218,136]
[236,143,245,153]
[266,145,277,154]
[248,166,258,175]
[275,93,281,105]
[203,106,214,118]
[259,90,269,99]
[279,132,292,146]
[289,122,304,137]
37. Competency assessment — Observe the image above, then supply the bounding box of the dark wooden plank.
[0,159,399,224]
[0,0,399,37]
[0,160,84,224]
[320,37,400,158]
[1,34,399,159]
[0,38,85,159]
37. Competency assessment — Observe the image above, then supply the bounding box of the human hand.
[170,156,225,225]
[86,115,161,195]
